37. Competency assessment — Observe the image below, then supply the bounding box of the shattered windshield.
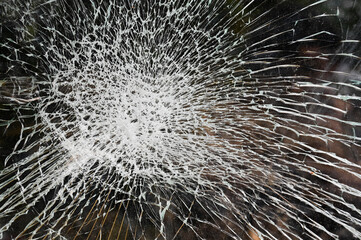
[1,0,361,239]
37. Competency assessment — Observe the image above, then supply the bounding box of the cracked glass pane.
[1,0,361,239]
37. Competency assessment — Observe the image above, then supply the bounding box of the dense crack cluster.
[1,0,361,239]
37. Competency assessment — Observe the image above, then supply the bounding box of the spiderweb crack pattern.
[0,0,361,239]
